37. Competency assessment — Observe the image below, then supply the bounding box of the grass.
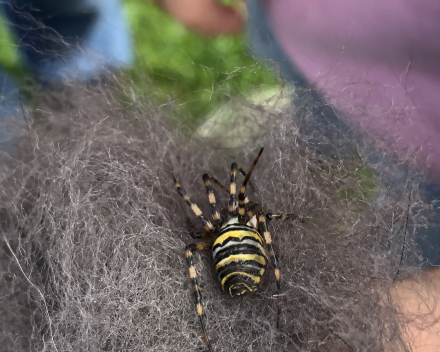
[0,13,21,76]
[0,1,277,128]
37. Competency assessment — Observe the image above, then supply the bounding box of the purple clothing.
[267,0,440,180]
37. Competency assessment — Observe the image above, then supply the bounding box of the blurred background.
[0,0,277,129]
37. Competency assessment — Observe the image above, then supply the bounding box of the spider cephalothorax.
[173,147,303,352]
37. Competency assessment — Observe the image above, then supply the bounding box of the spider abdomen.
[212,223,268,297]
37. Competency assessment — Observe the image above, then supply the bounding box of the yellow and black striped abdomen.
[212,223,268,297]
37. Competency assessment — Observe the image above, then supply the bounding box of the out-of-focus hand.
[151,0,244,36]
[392,268,440,352]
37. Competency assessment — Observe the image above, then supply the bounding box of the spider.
[173,147,303,352]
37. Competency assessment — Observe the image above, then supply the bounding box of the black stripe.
[219,223,257,232]
[212,235,261,252]
[217,226,261,239]
[222,271,260,290]
[213,245,266,263]
[216,260,266,281]
[191,278,202,303]
[218,224,262,239]
[176,186,186,197]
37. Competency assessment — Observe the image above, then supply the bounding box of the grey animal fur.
[0,76,424,351]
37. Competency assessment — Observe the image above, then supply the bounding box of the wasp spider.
[173,147,303,352]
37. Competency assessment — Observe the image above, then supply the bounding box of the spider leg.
[203,173,228,194]
[266,212,304,223]
[244,202,263,223]
[173,175,216,233]
[230,162,254,217]
[185,242,214,352]
[258,212,282,328]
[238,147,264,223]
[237,165,255,191]
[190,231,218,239]
[228,162,239,215]
[203,173,223,227]
[185,218,218,239]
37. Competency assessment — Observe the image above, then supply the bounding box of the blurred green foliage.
[0,1,277,127]
[125,1,277,126]
[341,165,376,205]
[0,14,21,76]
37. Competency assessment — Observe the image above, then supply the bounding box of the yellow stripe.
[196,303,203,316]
[275,268,280,281]
[189,266,197,279]
[221,271,261,290]
[230,283,254,296]
[191,204,202,216]
[263,231,271,243]
[213,230,262,247]
[208,193,216,204]
[215,253,266,271]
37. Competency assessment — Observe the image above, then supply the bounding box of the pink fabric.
[267,0,440,180]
